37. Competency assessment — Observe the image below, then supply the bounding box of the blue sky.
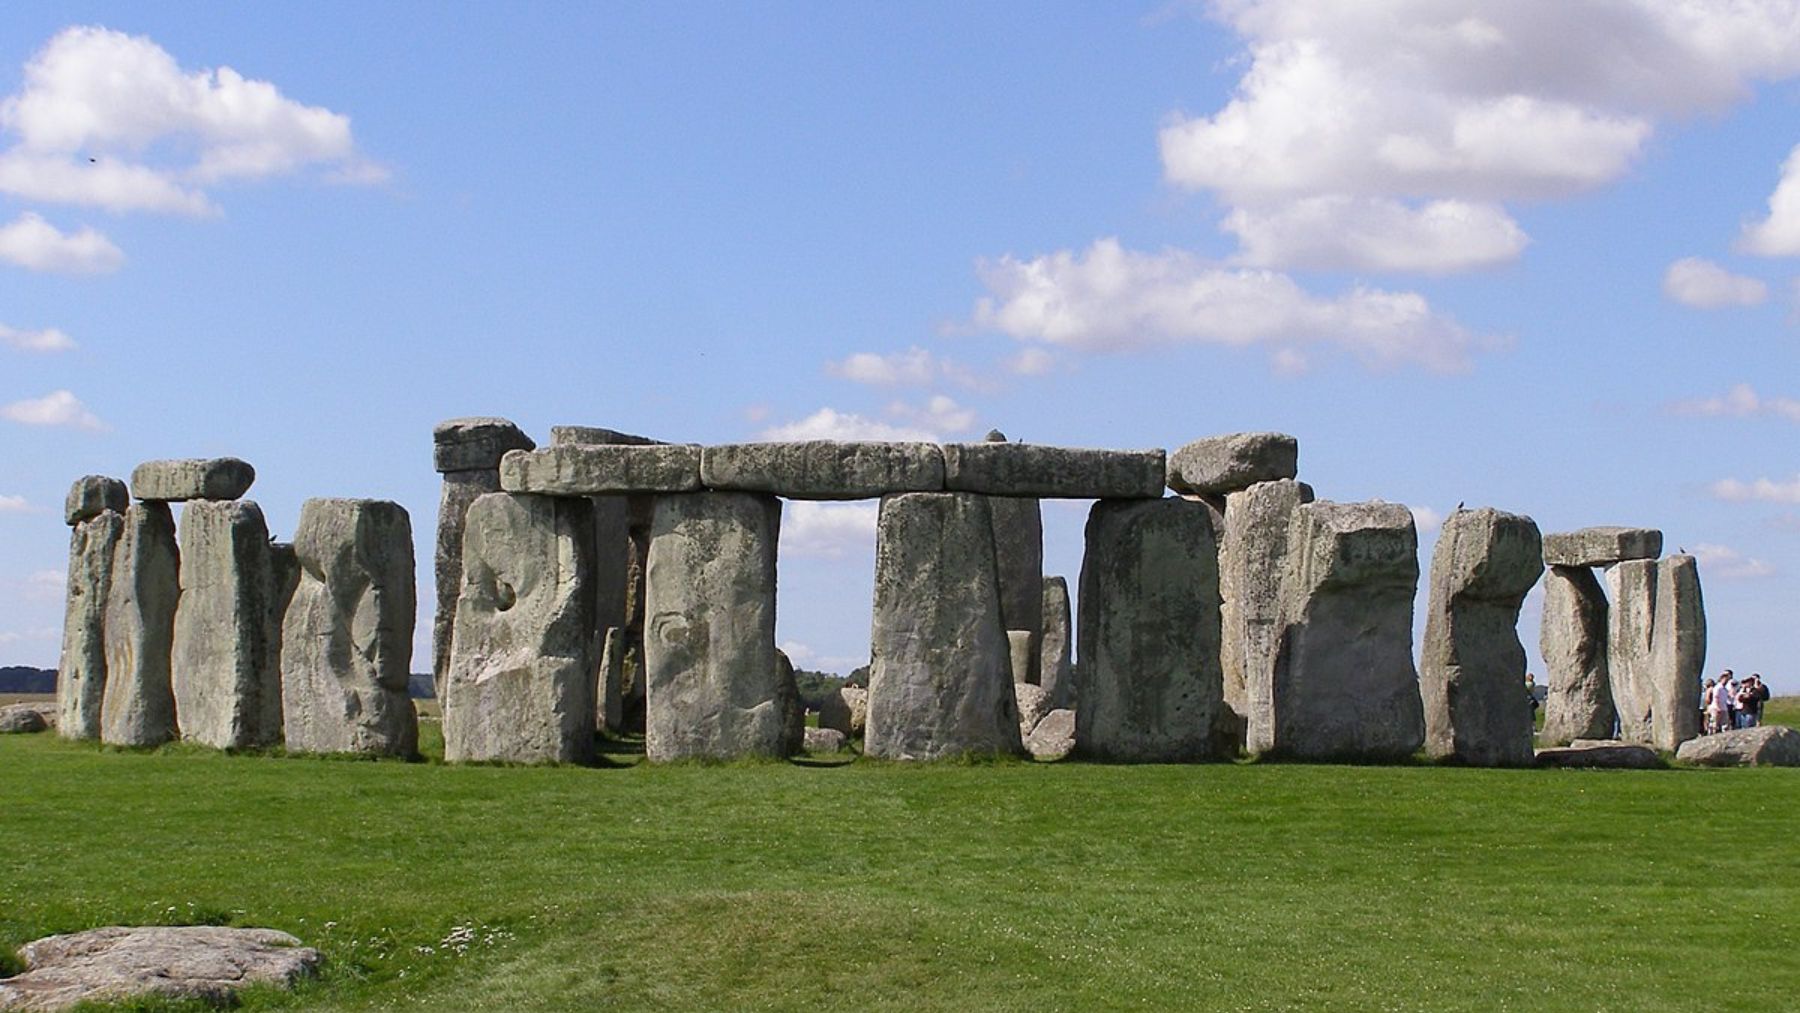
[2,2,1798,690]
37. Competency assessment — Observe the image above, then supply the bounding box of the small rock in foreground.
[1534,741,1663,769]
[0,703,51,734]
[803,727,847,753]
[0,925,320,1012]
[1675,725,1800,767]
[1026,709,1076,760]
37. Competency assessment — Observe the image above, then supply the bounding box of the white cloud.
[0,26,383,214]
[0,212,121,273]
[1662,257,1768,307]
[1710,473,1800,504]
[758,408,935,443]
[886,394,976,436]
[1004,347,1058,376]
[1410,505,1444,535]
[1689,542,1776,579]
[1159,2,1800,273]
[1,389,106,430]
[971,238,1490,372]
[780,501,879,560]
[1668,383,1800,422]
[0,322,75,352]
[1741,142,1800,255]
[0,495,28,512]
[1224,196,1527,274]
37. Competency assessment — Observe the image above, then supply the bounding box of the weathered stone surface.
[171,500,280,750]
[433,469,499,697]
[549,426,653,676]
[818,685,868,737]
[432,416,535,473]
[1541,526,1662,568]
[1039,576,1074,709]
[129,458,255,502]
[596,626,624,733]
[991,499,1043,679]
[866,492,1024,760]
[942,443,1166,499]
[1675,725,1800,767]
[1014,681,1052,736]
[1539,566,1613,745]
[1007,630,1036,685]
[443,493,597,764]
[56,510,124,740]
[1420,508,1543,767]
[1221,479,1314,752]
[63,475,127,526]
[1649,555,1704,751]
[279,499,418,756]
[1076,497,1225,762]
[1026,708,1076,760]
[644,492,787,761]
[265,541,299,740]
[776,648,805,757]
[502,444,702,495]
[1605,560,1657,745]
[0,703,49,734]
[1262,501,1425,761]
[804,726,847,753]
[100,502,179,747]
[1166,432,1299,497]
[549,425,658,447]
[700,441,944,499]
[0,926,319,1012]
[1535,742,1663,769]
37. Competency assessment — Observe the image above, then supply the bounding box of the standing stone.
[279,499,419,756]
[57,507,125,740]
[265,542,299,740]
[983,432,1044,683]
[64,475,128,525]
[432,417,534,698]
[1221,479,1314,751]
[171,500,280,750]
[1262,501,1424,761]
[1605,559,1657,745]
[865,492,1024,760]
[1420,508,1544,767]
[102,502,180,747]
[596,627,624,733]
[775,648,805,757]
[1649,554,1705,751]
[818,685,868,737]
[1539,566,1613,745]
[443,492,597,764]
[1006,630,1035,685]
[1075,498,1225,762]
[643,492,787,761]
[1039,576,1074,709]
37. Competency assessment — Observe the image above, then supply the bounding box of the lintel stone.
[1167,432,1298,496]
[433,417,535,473]
[1542,526,1662,568]
[130,458,256,502]
[500,444,702,495]
[700,440,944,499]
[941,443,1165,499]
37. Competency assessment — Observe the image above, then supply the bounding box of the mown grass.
[4,720,1799,1012]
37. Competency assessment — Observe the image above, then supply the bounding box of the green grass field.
[4,712,1799,1012]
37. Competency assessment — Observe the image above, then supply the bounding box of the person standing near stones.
[1738,674,1770,728]
[1708,672,1736,735]
[1701,676,1718,734]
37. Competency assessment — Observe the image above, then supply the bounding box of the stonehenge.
[1420,508,1543,767]
[44,422,1723,768]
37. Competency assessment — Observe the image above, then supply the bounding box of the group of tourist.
[1701,670,1770,734]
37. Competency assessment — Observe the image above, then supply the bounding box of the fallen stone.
[700,440,944,499]
[1675,725,1800,767]
[501,444,702,495]
[1222,479,1314,754]
[941,443,1166,499]
[279,499,419,756]
[171,500,281,750]
[0,703,49,734]
[1077,497,1225,762]
[818,686,868,737]
[1541,526,1662,568]
[442,492,598,764]
[0,925,320,1012]
[1535,742,1664,769]
[63,475,127,526]
[1648,554,1705,751]
[644,492,788,761]
[1421,507,1543,767]
[56,509,124,741]
[1014,681,1052,736]
[101,502,180,747]
[1166,432,1299,497]
[1263,501,1425,761]
[804,726,848,753]
[1038,576,1074,709]
[866,492,1024,760]
[129,458,255,502]
[1025,707,1076,760]
[1605,560,1657,745]
[432,416,536,473]
[1539,565,1614,745]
